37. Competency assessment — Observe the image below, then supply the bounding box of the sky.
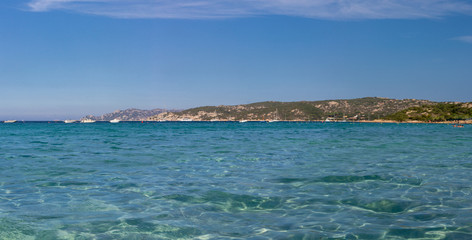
[1,0,472,120]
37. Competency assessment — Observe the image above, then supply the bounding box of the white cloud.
[26,0,472,19]
[454,36,472,43]
[28,0,88,12]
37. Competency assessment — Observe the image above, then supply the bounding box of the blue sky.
[1,0,472,120]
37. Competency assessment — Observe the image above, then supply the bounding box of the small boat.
[210,119,219,122]
[64,120,78,123]
[80,119,96,123]
[179,118,193,122]
[110,119,120,123]
[239,120,248,123]
[268,109,281,122]
[324,117,335,122]
[4,120,17,123]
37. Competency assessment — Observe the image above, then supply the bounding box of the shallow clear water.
[0,122,471,239]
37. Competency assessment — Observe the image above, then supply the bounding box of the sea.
[0,121,471,239]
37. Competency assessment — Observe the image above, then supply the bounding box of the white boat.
[268,108,281,122]
[324,117,335,122]
[4,120,17,123]
[110,119,120,123]
[210,119,219,122]
[64,120,78,123]
[179,118,193,122]
[80,119,96,123]
[239,120,248,123]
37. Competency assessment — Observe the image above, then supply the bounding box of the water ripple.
[0,122,470,239]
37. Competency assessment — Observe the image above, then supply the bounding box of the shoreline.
[3,120,470,124]
[358,119,472,124]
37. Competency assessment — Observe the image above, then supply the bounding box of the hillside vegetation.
[148,97,434,121]
[384,103,472,122]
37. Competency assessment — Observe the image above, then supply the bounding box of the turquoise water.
[0,122,471,239]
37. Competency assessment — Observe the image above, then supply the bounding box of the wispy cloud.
[26,0,472,20]
[453,36,472,43]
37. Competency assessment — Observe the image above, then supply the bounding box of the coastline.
[360,119,472,124]
[2,119,470,124]
[150,119,472,124]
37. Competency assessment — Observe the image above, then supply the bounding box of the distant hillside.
[84,108,172,121]
[384,102,472,122]
[148,97,434,121]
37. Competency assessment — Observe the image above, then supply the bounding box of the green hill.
[149,97,434,121]
[384,103,472,122]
